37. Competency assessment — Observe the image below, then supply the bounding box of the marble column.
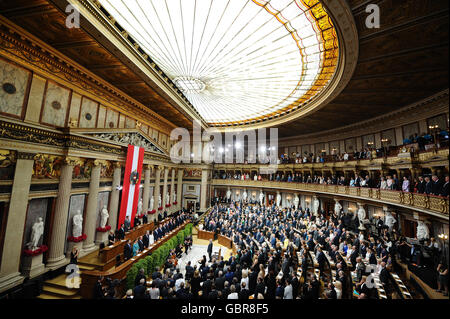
[82,161,101,254]
[46,159,75,270]
[170,168,175,214]
[108,162,122,231]
[154,166,162,221]
[162,167,169,210]
[200,169,209,211]
[0,153,34,293]
[142,165,151,216]
[177,169,183,210]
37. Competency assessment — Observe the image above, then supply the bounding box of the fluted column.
[82,161,101,253]
[154,166,162,221]
[177,169,183,209]
[200,169,209,211]
[142,165,151,216]
[109,162,122,231]
[170,168,175,214]
[162,167,169,210]
[46,159,75,269]
[0,153,34,293]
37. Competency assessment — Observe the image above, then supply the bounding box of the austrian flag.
[118,145,145,229]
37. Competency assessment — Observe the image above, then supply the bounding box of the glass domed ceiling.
[98,0,339,126]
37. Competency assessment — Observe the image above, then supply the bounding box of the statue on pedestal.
[226,189,231,201]
[334,199,342,216]
[259,192,265,205]
[100,205,109,228]
[293,194,299,210]
[172,191,176,203]
[166,193,170,205]
[242,189,248,202]
[27,217,44,251]
[73,210,83,237]
[357,203,367,230]
[150,196,154,211]
[312,197,320,217]
[137,199,143,216]
[417,221,430,241]
[384,210,396,232]
[158,195,162,208]
[276,192,281,207]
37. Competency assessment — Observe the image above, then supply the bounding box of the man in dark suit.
[316,246,327,279]
[417,176,426,193]
[432,175,444,196]
[116,224,125,241]
[379,262,390,285]
[143,231,150,248]
[137,236,144,252]
[442,175,449,197]
[124,216,131,232]
[350,245,359,268]
[133,278,146,299]
[123,240,132,261]
[207,239,213,262]
[424,176,433,194]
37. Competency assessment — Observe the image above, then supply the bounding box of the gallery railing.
[211,179,449,217]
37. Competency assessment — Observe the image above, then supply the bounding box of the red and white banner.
[118,145,145,229]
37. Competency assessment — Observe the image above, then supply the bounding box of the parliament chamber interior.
[0,0,448,304]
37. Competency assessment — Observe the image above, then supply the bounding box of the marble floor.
[177,242,229,276]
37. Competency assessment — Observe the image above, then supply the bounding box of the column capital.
[17,152,36,160]
[113,161,124,168]
[64,156,83,166]
[88,159,108,167]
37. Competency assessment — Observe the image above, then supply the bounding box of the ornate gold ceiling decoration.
[97,0,342,126]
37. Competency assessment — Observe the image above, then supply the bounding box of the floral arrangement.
[172,201,177,205]
[165,203,171,208]
[67,234,87,242]
[23,245,48,257]
[96,225,111,232]
[148,209,157,214]
[158,206,163,211]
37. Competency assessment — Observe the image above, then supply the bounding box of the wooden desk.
[218,234,232,249]
[198,229,214,241]
[99,222,155,264]
[80,221,188,299]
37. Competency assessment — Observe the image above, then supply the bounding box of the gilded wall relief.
[100,160,113,178]
[0,149,16,179]
[33,154,64,179]
[72,158,91,179]
[0,58,30,117]
[184,169,202,178]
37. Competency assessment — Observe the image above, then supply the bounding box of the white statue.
[166,193,170,205]
[334,200,342,216]
[312,197,320,217]
[226,189,231,200]
[149,196,154,210]
[416,221,430,241]
[293,194,299,210]
[259,192,265,205]
[100,205,109,228]
[172,191,176,203]
[242,190,248,202]
[357,203,367,230]
[72,210,83,237]
[137,199,143,215]
[384,211,396,231]
[158,195,162,208]
[276,193,281,207]
[27,217,44,251]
